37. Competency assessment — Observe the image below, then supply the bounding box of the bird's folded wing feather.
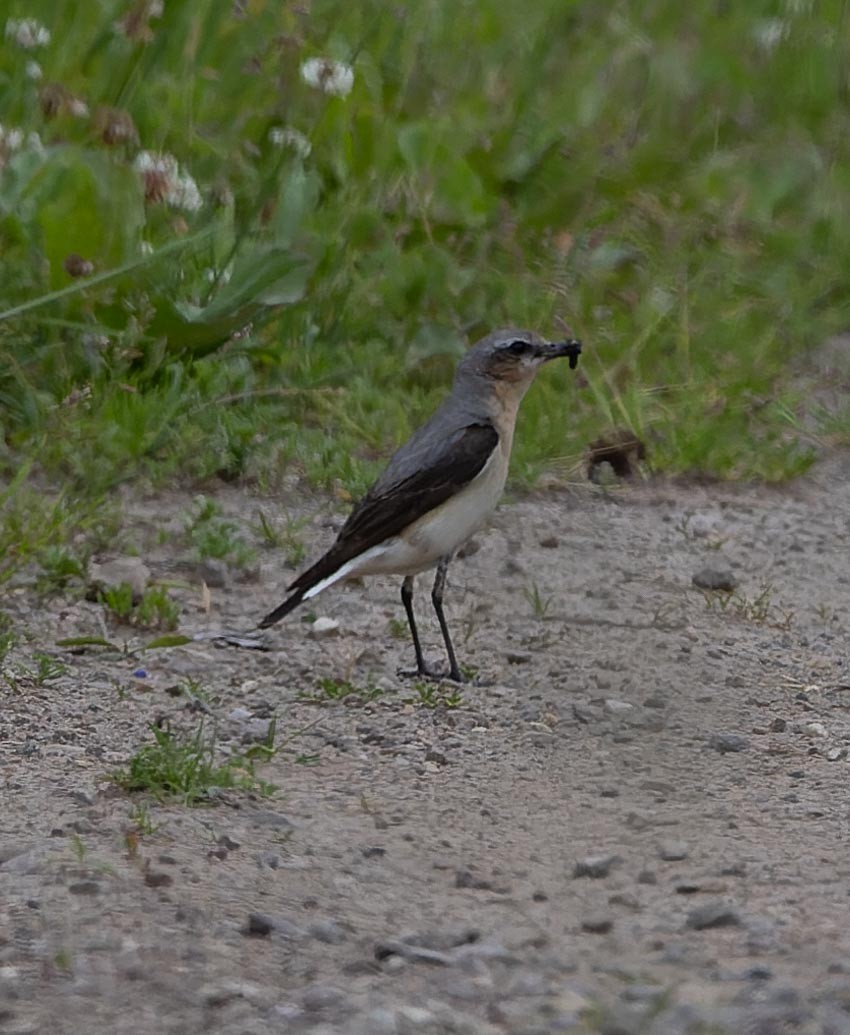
[287,421,498,595]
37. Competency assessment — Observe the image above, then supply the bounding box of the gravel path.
[2,452,850,1034]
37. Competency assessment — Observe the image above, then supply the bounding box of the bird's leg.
[431,556,463,683]
[400,575,428,676]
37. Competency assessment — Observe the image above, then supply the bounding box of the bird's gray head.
[455,328,582,390]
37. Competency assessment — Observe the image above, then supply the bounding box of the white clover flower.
[268,125,312,158]
[68,98,90,118]
[169,171,202,212]
[5,17,51,49]
[25,60,42,80]
[299,57,354,97]
[133,151,203,212]
[1,126,24,151]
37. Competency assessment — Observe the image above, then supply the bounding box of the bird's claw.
[397,665,465,684]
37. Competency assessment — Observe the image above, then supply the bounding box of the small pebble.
[686,901,741,930]
[573,854,619,879]
[709,732,750,754]
[308,617,340,638]
[581,916,613,934]
[246,913,275,937]
[692,567,737,592]
[658,839,689,862]
[302,984,345,1012]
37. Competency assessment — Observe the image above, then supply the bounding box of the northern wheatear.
[260,328,582,681]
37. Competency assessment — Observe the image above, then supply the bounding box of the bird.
[259,328,582,681]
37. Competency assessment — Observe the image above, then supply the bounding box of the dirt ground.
[2,448,850,1035]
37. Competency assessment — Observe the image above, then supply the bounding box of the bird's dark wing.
[336,420,499,557]
[270,421,498,613]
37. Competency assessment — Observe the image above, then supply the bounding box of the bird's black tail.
[258,589,307,629]
[258,542,353,629]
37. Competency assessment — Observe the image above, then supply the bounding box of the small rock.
[692,567,737,592]
[539,535,559,548]
[69,880,100,895]
[228,706,253,723]
[637,869,657,885]
[375,941,452,966]
[686,901,741,930]
[573,854,619,879]
[604,698,634,716]
[0,849,42,876]
[67,789,96,807]
[0,843,32,864]
[397,1005,438,1026]
[362,846,386,859]
[308,617,340,638]
[804,721,828,738]
[400,928,479,952]
[769,718,787,732]
[250,809,296,831]
[309,920,347,945]
[143,869,173,888]
[506,650,533,665]
[302,984,345,1012]
[709,732,750,753]
[246,913,275,937]
[609,892,641,911]
[454,869,492,891]
[242,718,273,743]
[658,839,689,862]
[581,916,613,934]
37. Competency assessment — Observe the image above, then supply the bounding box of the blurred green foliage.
[1,0,849,509]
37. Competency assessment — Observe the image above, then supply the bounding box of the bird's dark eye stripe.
[507,339,531,354]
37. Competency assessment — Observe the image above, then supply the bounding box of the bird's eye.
[506,339,531,355]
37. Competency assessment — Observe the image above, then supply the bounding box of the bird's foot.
[397,664,466,684]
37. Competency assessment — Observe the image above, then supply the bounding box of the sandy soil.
[2,451,850,1035]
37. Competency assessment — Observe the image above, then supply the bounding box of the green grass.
[298,676,385,704]
[2,0,849,555]
[113,720,277,804]
[100,582,180,630]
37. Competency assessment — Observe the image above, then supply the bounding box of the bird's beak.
[539,339,582,370]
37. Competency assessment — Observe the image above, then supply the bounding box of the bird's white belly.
[345,447,509,580]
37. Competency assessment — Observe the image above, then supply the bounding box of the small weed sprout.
[702,584,794,629]
[408,682,464,709]
[101,583,134,619]
[100,583,180,630]
[70,833,87,862]
[254,510,308,567]
[33,651,68,684]
[135,587,180,629]
[113,721,277,804]
[300,677,384,704]
[0,613,17,664]
[128,802,157,835]
[37,547,87,592]
[184,496,256,569]
[387,617,408,640]
[524,581,553,620]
